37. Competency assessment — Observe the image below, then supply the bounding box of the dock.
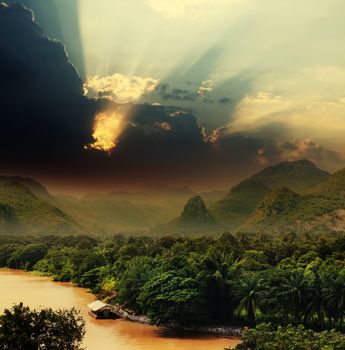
[87,300,150,324]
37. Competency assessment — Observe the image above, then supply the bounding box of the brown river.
[0,269,241,350]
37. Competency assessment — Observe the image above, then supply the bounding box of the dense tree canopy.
[2,231,345,331]
[0,303,85,350]
[231,323,345,350]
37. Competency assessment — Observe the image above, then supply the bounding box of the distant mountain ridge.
[53,183,198,234]
[3,159,345,236]
[213,160,345,233]
[209,159,330,229]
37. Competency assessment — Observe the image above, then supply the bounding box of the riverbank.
[168,324,243,337]
[0,269,241,350]
[28,268,244,338]
[96,300,243,337]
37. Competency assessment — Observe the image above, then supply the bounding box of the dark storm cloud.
[104,104,210,182]
[5,0,85,77]
[0,3,95,170]
[95,105,345,187]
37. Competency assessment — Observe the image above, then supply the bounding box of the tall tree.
[235,272,265,325]
[0,303,85,350]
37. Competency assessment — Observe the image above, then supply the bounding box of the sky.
[1,1,345,192]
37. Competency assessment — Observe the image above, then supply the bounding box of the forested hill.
[209,159,330,229]
[0,177,81,235]
[163,159,344,234]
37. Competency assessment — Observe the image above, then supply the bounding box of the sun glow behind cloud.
[84,73,159,153]
[86,110,125,153]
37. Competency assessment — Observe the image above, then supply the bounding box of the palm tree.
[304,270,326,329]
[278,269,308,323]
[323,268,345,329]
[203,248,238,321]
[235,272,265,325]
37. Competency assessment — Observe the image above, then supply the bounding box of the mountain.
[210,160,330,228]
[54,194,172,234]
[244,167,345,233]
[305,168,345,198]
[0,160,339,236]
[244,187,303,231]
[156,196,217,233]
[2,176,51,199]
[245,189,345,233]
[179,196,214,224]
[242,159,329,192]
[0,177,81,235]
[52,183,197,234]
[0,203,18,233]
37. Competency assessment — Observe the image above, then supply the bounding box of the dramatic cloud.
[89,106,345,189]
[0,3,97,170]
[85,74,159,103]
[1,2,345,192]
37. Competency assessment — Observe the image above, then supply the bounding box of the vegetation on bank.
[229,323,345,350]
[0,303,85,350]
[2,232,345,332]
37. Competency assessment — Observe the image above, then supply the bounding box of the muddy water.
[0,269,241,350]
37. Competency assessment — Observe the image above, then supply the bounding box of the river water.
[0,269,241,350]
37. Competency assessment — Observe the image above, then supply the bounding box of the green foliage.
[8,243,47,270]
[247,188,345,232]
[231,323,345,350]
[234,272,266,325]
[0,303,85,350]
[3,231,345,337]
[117,256,156,312]
[138,271,207,325]
[79,268,103,293]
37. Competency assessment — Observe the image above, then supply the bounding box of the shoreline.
[98,301,243,337]
[0,268,242,349]
[1,268,243,338]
